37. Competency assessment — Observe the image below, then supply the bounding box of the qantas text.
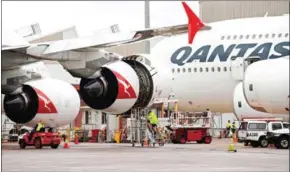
[171,41,290,66]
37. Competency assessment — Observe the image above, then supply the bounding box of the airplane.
[1,2,289,128]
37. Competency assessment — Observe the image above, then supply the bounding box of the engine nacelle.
[79,55,159,114]
[3,79,80,127]
[233,82,288,121]
[243,58,289,114]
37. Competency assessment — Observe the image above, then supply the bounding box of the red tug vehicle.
[168,112,212,144]
[18,128,61,149]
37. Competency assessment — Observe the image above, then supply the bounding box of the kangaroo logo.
[117,78,132,97]
[112,71,137,99]
[33,87,58,114]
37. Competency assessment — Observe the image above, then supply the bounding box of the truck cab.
[266,121,289,149]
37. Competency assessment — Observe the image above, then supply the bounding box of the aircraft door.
[230,57,245,81]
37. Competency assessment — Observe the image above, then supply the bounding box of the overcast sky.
[3,1,199,36]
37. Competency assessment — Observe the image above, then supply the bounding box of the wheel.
[50,144,59,149]
[259,137,269,148]
[277,137,289,149]
[34,138,43,149]
[251,141,259,148]
[179,137,187,144]
[159,142,164,146]
[19,139,26,149]
[204,136,212,144]
[244,141,249,146]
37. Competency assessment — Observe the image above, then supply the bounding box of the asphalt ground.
[2,138,289,172]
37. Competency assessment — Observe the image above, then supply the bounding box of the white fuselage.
[151,15,289,113]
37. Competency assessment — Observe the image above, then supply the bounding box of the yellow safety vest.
[232,124,236,129]
[226,122,231,128]
[148,112,158,124]
[36,123,44,131]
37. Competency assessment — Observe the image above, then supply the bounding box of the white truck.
[238,120,289,149]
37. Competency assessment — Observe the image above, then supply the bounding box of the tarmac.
[2,138,289,172]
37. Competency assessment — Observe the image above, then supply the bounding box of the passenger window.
[272,33,276,38]
[278,33,282,37]
[217,67,221,72]
[200,67,203,72]
[182,68,186,73]
[272,123,282,130]
[258,34,262,39]
[246,35,249,39]
[223,67,227,72]
[177,68,180,73]
[285,33,289,37]
[205,67,209,72]
[283,123,289,128]
[227,36,231,40]
[239,35,243,39]
[229,67,231,71]
[211,67,215,72]
[221,36,225,40]
[249,84,253,91]
[172,68,175,73]
[265,34,269,38]
[238,101,242,108]
[252,34,256,39]
[194,68,197,72]
[233,35,237,39]
[248,123,267,130]
[239,122,248,130]
[188,68,192,72]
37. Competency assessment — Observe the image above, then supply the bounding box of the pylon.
[63,136,69,149]
[228,138,237,152]
[143,138,149,147]
[74,133,79,144]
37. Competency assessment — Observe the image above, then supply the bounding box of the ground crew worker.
[231,121,236,137]
[225,120,231,138]
[147,110,159,138]
[29,120,45,141]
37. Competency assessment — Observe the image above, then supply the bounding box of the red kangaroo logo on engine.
[33,87,58,113]
[112,71,137,99]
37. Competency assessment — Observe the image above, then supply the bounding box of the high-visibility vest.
[226,122,231,128]
[36,123,44,131]
[232,124,236,129]
[148,112,158,124]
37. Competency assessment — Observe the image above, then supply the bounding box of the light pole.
[144,1,150,54]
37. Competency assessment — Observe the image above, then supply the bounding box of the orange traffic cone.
[143,138,149,147]
[74,134,79,145]
[63,137,69,149]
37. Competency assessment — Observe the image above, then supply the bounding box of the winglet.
[182,1,205,44]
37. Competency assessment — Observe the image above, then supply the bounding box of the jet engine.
[233,82,288,121]
[3,79,80,127]
[79,55,169,114]
[243,57,289,114]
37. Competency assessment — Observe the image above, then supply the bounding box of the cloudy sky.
[3,1,199,36]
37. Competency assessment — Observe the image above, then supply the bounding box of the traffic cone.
[143,138,149,147]
[228,138,237,152]
[269,144,275,148]
[63,136,69,149]
[74,134,79,145]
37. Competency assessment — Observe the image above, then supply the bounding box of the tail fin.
[182,2,205,44]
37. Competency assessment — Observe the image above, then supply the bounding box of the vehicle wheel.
[34,138,43,149]
[19,140,26,149]
[259,137,269,148]
[50,144,59,149]
[278,137,289,149]
[159,142,164,146]
[244,142,249,146]
[204,136,212,144]
[251,141,259,148]
[179,137,187,144]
